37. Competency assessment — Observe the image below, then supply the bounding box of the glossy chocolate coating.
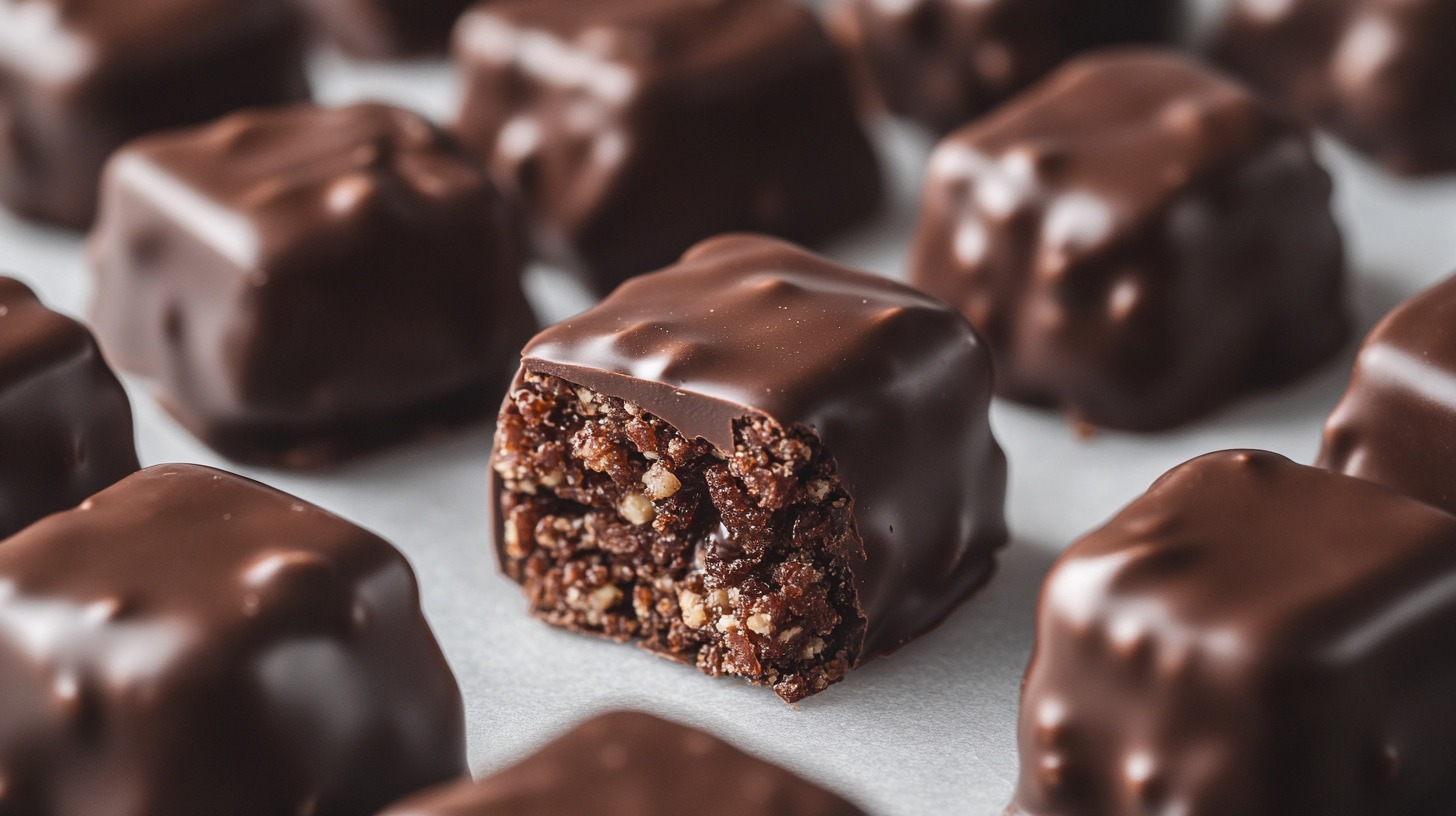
[89,102,535,468]
[299,0,476,58]
[0,463,466,815]
[1216,0,1456,176]
[1320,273,1456,514]
[499,234,1008,661]
[828,0,1179,134]
[0,277,137,538]
[911,50,1349,431]
[1010,450,1456,816]
[453,0,883,294]
[380,711,866,816]
[0,0,310,229]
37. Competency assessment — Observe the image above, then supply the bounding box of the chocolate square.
[299,0,476,58]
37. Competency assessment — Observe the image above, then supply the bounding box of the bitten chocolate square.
[0,464,465,816]
[0,277,136,538]
[452,0,883,293]
[299,0,476,58]
[490,235,1007,702]
[1009,450,1456,816]
[1216,0,1456,175]
[89,102,536,468]
[1321,272,1456,514]
[0,0,310,228]
[829,0,1178,134]
[380,711,867,816]
[911,50,1349,431]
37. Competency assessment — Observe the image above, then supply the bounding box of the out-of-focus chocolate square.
[299,0,477,59]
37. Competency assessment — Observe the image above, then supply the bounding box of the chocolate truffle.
[0,0,310,229]
[1320,273,1456,514]
[452,0,883,294]
[910,50,1349,432]
[298,0,475,59]
[1216,0,1456,176]
[380,711,867,816]
[828,0,1179,134]
[490,234,1008,702]
[1009,450,1456,816]
[89,102,535,468]
[0,463,466,815]
[0,277,137,539]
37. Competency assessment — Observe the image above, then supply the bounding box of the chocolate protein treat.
[1009,450,1456,816]
[490,234,1008,702]
[0,464,466,815]
[380,711,867,816]
[1320,273,1456,514]
[0,0,310,229]
[0,277,137,538]
[911,50,1349,432]
[299,0,475,58]
[829,0,1179,134]
[90,102,535,468]
[453,0,883,294]
[1216,0,1456,175]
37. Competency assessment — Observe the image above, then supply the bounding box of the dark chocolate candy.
[1216,0,1456,176]
[298,0,476,59]
[1009,450,1456,816]
[491,234,1007,702]
[0,0,310,229]
[379,711,867,816]
[1320,272,1456,515]
[828,0,1179,134]
[0,277,137,539]
[89,102,535,469]
[0,463,466,815]
[452,0,883,294]
[910,50,1349,432]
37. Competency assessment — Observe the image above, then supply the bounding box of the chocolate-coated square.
[0,464,465,815]
[299,0,476,58]
[453,0,883,293]
[89,102,536,468]
[380,711,867,815]
[829,0,1178,134]
[1010,450,1456,816]
[1216,0,1456,175]
[491,235,1007,702]
[0,0,310,228]
[1320,273,1456,514]
[0,277,137,539]
[911,50,1349,431]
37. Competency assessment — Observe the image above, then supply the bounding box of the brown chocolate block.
[1216,0,1456,175]
[298,0,476,59]
[1320,272,1456,514]
[0,0,310,229]
[0,277,137,539]
[490,234,1007,702]
[380,711,867,816]
[452,0,883,294]
[89,102,535,468]
[0,463,466,816]
[1009,450,1456,816]
[911,50,1349,432]
[828,0,1180,134]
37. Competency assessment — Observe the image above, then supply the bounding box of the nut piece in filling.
[490,234,1009,702]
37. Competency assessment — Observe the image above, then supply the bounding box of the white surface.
[4,50,1456,816]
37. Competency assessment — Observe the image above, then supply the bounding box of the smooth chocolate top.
[1320,272,1456,514]
[0,464,466,814]
[380,711,867,816]
[516,234,1007,659]
[0,277,137,538]
[1011,450,1456,815]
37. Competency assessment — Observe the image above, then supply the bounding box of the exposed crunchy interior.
[492,372,864,702]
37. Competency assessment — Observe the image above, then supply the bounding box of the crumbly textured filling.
[492,372,863,702]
